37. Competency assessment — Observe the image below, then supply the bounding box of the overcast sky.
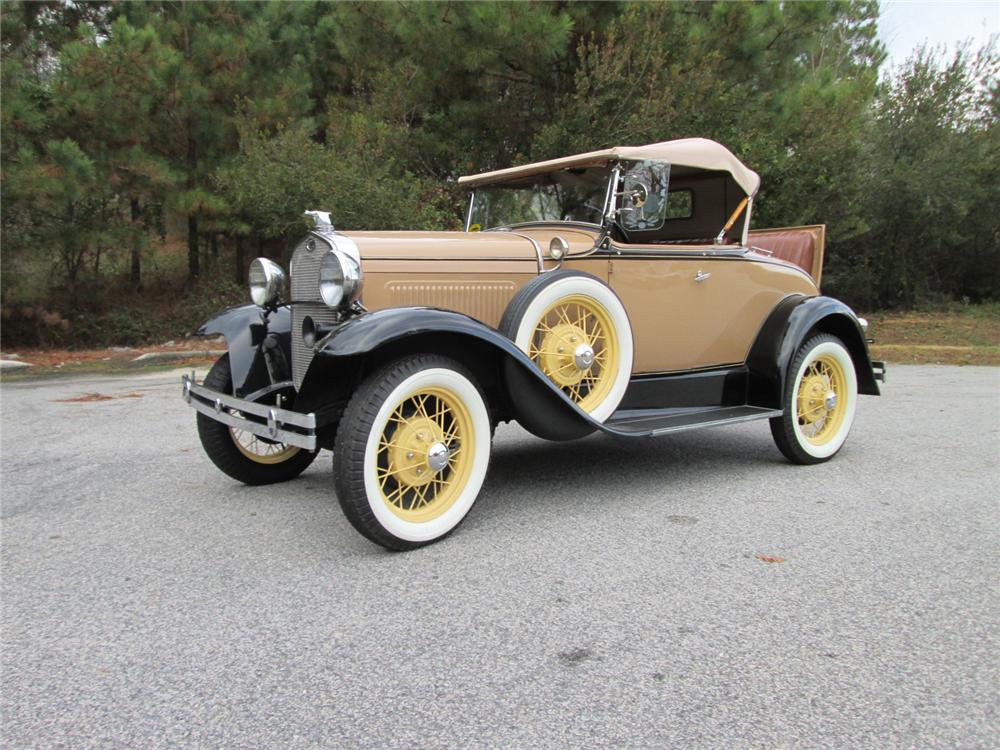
[878,0,998,68]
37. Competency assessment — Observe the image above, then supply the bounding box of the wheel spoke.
[798,402,827,419]
[377,463,414,481]
[384,483,407,508]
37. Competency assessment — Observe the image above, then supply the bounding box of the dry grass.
[4,306,998,380]
[1,339,221,380]
[863,305,1000,366]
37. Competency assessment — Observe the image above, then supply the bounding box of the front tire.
[333,355,492,551]
[770,334,858,464]
[196,355,318,485]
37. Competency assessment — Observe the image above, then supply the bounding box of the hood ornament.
[304,210,334,233]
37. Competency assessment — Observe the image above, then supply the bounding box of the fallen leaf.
[756,554,786,564]
[55,393,114,403]
[54,391,144,403]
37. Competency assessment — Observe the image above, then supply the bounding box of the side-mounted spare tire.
[499,270,633,427]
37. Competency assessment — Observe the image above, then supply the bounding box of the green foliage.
[827,44,999,308]
[215,120,453,246]
[1,0,997,348]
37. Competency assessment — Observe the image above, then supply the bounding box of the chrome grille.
[290,234,338,388]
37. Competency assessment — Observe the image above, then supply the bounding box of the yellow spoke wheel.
[770,333,858,465]
[196,354,316,485]
[375,386,476,523]
[230,424,300,465]
[527,294,619,412]
[795,354,848,445]
[503,272,633,427]
[334,355,492,550]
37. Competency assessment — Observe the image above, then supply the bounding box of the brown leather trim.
[747,224,825,284]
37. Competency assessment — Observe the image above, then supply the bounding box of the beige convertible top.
[458,137,761,196]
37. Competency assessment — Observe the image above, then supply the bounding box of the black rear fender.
[296,307,596,440]
[747,295,880,409]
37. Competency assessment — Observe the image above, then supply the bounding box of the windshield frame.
[464,160,753,246]
[464,164,620,232]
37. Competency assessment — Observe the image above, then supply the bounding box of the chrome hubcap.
[426,441,451,473]
[824,391,838,410]
[574,343,595,371]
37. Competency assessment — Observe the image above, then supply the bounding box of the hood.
[344,227,599,262]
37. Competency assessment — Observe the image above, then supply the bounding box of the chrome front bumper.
[181,374,317,451]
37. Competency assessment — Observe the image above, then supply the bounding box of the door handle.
[695,270,711,282]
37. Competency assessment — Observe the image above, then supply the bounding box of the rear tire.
[770,334,858,465]
[333,355,492,551]
[196,355,318,485]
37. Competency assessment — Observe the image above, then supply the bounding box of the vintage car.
[182,138,884,550]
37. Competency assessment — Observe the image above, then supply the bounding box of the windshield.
[468,165,613,230]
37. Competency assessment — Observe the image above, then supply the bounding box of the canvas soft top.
[457,137,761,196]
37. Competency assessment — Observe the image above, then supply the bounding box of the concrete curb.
[131,350,226,363]
[0,359,33,371]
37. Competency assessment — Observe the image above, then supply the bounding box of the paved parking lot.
[2,364,998,748]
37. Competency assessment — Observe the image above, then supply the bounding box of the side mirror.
[617,182,648,208]
[618,160,670,232]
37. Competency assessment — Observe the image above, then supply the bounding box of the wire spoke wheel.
[196,354,317,485]
[770,333,858,465]
[374,386,476,523]
[795,355,848,445]
[229,414,300,465]
[501,271,633,427]
[334,355,492,550]
[527,294,619,412]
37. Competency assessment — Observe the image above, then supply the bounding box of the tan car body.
[354,226,819,375]
[185,139,883,551]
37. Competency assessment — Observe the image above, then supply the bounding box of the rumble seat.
[747,224,825,286]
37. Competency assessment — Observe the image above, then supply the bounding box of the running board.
[602,405,781,437]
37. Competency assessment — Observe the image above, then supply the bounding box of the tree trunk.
[130,197,142,290]
[188,214,200,280]
[64,203,81,292]
[209,232,218,271]
[235,235,245,285]
[186,121,199,280]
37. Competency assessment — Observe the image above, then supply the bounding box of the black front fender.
[196,304,291,397]
[297,307,598,440]
[747,295,881,409]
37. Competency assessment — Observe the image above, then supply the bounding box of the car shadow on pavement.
[477,424,780,515]
[257,424,787,553]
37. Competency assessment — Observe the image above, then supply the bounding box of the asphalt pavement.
[2,364,998,749]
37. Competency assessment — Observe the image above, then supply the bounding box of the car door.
[609,247,815,374]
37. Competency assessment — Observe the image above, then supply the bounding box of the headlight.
[248,258,285,307]
[319,250,362,308]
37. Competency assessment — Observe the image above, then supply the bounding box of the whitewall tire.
[333,355,492,550]
[770,334,858,464]
[499,271,633,422]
